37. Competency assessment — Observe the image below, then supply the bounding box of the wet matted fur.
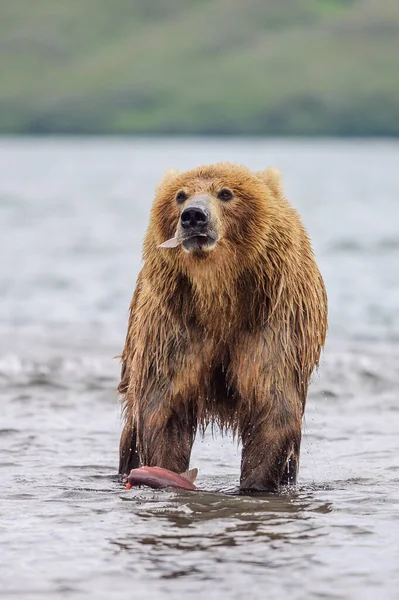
[118,163,327,491]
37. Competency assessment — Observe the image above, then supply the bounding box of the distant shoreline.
[1,132,399,139]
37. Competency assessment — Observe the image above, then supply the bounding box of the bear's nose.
[180,206,209,230]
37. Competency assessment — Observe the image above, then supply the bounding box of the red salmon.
[125,466,198,490]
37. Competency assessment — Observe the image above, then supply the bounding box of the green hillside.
[0,0,398,135]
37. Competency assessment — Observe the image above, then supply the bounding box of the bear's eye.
[176,190,188,204]
[217,188,233,201]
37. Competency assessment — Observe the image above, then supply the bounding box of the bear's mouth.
[182,234,216,253]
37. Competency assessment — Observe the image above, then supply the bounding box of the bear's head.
[145,162,291,283]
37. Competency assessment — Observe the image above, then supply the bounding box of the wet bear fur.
[118,163,327,491]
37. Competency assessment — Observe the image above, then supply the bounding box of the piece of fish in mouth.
[159,234,209,249]
[158,236,182,248]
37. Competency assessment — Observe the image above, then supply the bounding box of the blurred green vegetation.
[0,0,398,135]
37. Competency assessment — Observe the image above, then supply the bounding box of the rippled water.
[1,138,399,599]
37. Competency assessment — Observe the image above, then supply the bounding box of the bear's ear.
[157,168,180,192]
[257,167,283,197]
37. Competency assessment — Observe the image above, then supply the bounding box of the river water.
[1,138,398,599]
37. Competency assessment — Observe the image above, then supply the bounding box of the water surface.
[1,138,398,599]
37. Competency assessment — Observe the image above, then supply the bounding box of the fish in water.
[125,466,198,491]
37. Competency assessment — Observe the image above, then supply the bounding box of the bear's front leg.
[136,403,197,474]
[230,331,305,492]
[239,402,302,492]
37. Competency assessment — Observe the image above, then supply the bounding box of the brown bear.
[118,162,327,492]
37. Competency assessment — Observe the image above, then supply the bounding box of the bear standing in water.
[118,163,327,492]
